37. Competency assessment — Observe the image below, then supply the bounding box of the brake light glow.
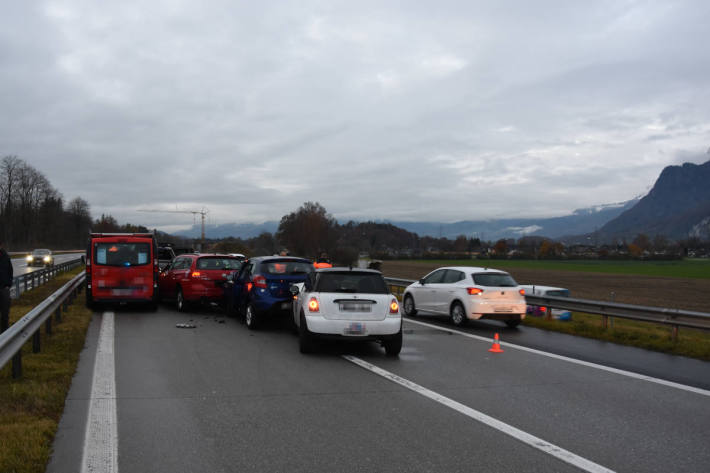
[389,299,399,314]
[467,287,483,295]
[539,306,546,312]
[247,282,253,292]
[191,271,201,278]
[519,289,526,296]
[308,297,319,312]
[253,275,267,289]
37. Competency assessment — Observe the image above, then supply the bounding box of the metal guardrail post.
[12,352,21,378]
[55,306,61,323]
[672,325,679,342]
[32,331,40,353]
[45,317,52,335]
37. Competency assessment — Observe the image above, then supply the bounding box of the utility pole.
[137,207,208,250]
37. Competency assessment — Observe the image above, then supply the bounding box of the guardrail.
[11,258,84,299]
[0,272,85,378]
[384,277,710,340]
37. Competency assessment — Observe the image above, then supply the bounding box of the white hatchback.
[291,268,402,355]
[402,266,527,328]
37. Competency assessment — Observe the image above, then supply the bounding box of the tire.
[403,295,417,317]
[450,301,467,326]
[298,311,315,354]
[505,317,522,328]
[176,288,187,312]
[245,303,259,330]
[383,328,403,357]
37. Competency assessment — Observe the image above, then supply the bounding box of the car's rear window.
[471,272,518,287]
[33,249,50,255]
[315,272,389,294]
[261,260,313,275]
[196,257,242,270]
[158,248,174,260]
[94,242,151,266]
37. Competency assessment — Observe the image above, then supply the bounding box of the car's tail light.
[389,299,399,314]
[247,282,253,292]
[467,287,483,295]
[191,271,201,278]
[308,297,319,312]
[253,274,267,289]
[519,289,525,296]
[539,306,546,312]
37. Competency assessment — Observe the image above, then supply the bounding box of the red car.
[159,254,243,311]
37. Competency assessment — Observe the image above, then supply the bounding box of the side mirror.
[419,278,425,285]
[289,285,300,296]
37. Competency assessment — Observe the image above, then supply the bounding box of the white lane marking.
[344,355,615,473]
[81,312,119,473]
[405,317,710,397]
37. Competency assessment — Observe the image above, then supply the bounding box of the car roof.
[249,256,312,263]
[315,267,382,275]
[435,266,510,274]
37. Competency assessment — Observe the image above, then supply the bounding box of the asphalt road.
[48,303,710,473]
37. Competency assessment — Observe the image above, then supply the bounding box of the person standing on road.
[0,239,13,333]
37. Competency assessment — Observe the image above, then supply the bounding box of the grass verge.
[522,313,710,361]
[0,266,91,473]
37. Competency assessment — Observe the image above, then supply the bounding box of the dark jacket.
[0,248,13,288]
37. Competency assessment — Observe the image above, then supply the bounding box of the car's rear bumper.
[468,301,527,320]
[304,314,401,337]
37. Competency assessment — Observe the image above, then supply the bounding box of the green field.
[410,258,710,279]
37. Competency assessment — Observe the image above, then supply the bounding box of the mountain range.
[175,160,710,242]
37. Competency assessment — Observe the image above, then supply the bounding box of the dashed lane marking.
[343,355,616,473]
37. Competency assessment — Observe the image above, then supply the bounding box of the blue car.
[224,256,314,329]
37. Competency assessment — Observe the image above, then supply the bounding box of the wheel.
[403,295,417,317]
[176,288,187,312]
[383,328,403,357]
[245,303,259,330]
[298,311,315,354]
[450,301,467,326]
[505,317,522,328]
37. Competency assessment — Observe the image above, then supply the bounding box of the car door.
[168,257,191,297]
[432,269,465,314]
[414,269,447,312]
[232,261,254,312]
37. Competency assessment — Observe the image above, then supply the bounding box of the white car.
[520,285,572,321]
[402,266,527,328]
[290,268,402,355]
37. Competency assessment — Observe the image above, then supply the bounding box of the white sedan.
[402,266,527,328]
[291,268,402,355]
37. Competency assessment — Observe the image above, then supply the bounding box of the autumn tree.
[276,202,338,258]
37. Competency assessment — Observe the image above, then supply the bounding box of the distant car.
[223,256,313,329]
[402,266,527,328]
[157,246,176,270]
[26,249,54,267]
[291,268,402,355]
[159,254,243,311]
[520,285,572,321]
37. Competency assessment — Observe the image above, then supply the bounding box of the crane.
[137,207,209,250]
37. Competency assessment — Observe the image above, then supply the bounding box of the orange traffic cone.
[488,333,504,353]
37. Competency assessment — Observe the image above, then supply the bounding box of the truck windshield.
[94,242,151,266]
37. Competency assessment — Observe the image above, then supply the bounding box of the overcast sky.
[2,1,709,232]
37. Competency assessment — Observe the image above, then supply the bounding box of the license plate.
[281,302,291,310]
[339,303,372,312]
[494,307,512,313]
[344,322,366,335]
[111,289,133,296]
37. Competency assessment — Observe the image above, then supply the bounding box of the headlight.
[26,255,33,262]
[43,256,51,262]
